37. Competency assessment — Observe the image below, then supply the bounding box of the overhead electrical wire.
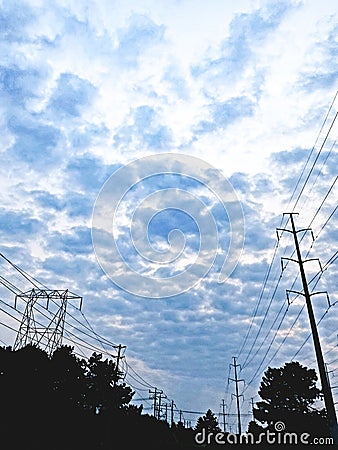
[285,90,338,213]
[243,245,338,390]
[237,239,280,360]
[236,91,338,403]
[0,253,176,417]
[291,95,338,213]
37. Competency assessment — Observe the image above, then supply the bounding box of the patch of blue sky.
[270,147,309,167]
[8,117,61,167]
[150,263,194,280]
[33,190,93,218]
[46,226,92,256]
[226,1,292,46]
[33,191,64,212]
[229,172,251,194]
[268,147,328,197]
[42,254,93,279]
[213,96,256,125]
[47,73,96,118]
[298,23,338,92]
[142,125,173,150]
[214,207,232,231]
[114,228,196,276]
[251,176,276,197]
[66,193,95,218]
[0,208,41,238]
[116,174,213,209]
[147,208,200,250]
[113,104,173,150]
[191,1,294,83]
[195,96,256,134]
[322,151,338,177]
[133,105,155,130]
[302,71,338,92]
[116,14,165,67]
[163,70,189,100]
[0,1,33,43]
[112,125,133,148]
[0,65,44,105]
[243,225,275,252]
[114,173,230,262]
[231,259,270,286]
[66,155,115,192]
[69,123,109,149]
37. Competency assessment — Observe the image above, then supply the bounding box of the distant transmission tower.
[13,288,82,356]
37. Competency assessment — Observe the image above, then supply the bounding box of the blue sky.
[1,0,338,431]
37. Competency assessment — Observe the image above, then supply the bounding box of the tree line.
[0,344,332,449]
[0,344,186,449]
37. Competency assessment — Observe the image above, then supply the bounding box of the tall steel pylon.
[13,288,82,356]
[277,212,338,443]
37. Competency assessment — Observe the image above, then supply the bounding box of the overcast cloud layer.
[1,0,338,430]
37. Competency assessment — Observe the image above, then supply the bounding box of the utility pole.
[229,356,244,435]
[149,387,157,417]
[278,212,338,443]
[113,344,126,385]
[251,398,255,421]
[157,392,167,420]
[149,387,163,418]
[158,392,162,419]
[171,400,175,427]
[220,399,227,432]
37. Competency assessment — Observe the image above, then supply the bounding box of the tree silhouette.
[0,344,202,449]
[84,351,133,414]
[249,361,329,437]
[50,345,87,411]
[195,408,221,433]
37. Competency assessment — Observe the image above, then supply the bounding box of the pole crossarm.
[281,257,322,272]
[286,289,330,306]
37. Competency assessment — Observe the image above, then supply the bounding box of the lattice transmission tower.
[13,288,82,356]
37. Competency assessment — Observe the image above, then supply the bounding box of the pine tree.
[195,408,221,433]
[250,361,329,436]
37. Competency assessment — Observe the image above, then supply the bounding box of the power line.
[238,239,280,360]
[291,93,338,213]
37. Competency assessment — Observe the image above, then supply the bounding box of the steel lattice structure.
[13,288,82,356]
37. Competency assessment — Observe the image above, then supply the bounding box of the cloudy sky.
[1,0,338,431]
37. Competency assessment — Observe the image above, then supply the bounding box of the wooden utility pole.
[229,356,244,435]
[113,344,126,385]
[221,399,227,432]
[149,387,163,418]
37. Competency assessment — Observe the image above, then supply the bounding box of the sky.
[1,0,338,432]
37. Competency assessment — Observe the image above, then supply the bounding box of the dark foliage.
[248,361,330,441]
[0,344,193,449]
